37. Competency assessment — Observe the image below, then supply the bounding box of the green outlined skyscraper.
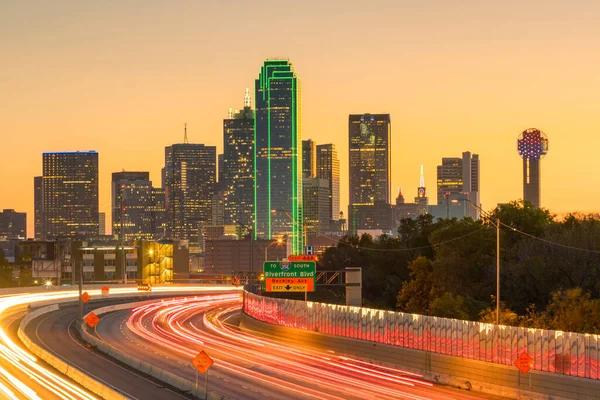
[254,60,304,254]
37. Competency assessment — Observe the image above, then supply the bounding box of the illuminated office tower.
[164,143,216,247]
[517,128,549,208]
[348,114,391,232]
[302,139,316,178]
[41,151,99,240]
[112,171,165,241]
[316,144,340,222]
[254,60,304,254]
[34,176,43,239]
[223,89,254,228]
[436,152,480,219]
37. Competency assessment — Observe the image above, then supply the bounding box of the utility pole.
[496,219,500,326]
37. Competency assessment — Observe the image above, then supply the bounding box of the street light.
[264,238,284,262]
[453,197,501,326]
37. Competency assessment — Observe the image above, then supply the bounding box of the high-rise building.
[302,139,316,178]
[34,176,43,239]
[218,153,224,184]
[223,89,254,228]
[316,144,340,223]
[112,171,164,241]
[436,152,480,219]
[98,212,106,236]
[415,165,429,216]
[303,178,330,237]
[164,143,216,247]
[348,114,391,232]
[254,59,304,254]
[0,209,26,238]
[517,128,549,208]
[41,151,99,240]
[395,188,418,220]
[150,187,166,238]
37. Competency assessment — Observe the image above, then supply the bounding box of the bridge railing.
[243,291,599,380]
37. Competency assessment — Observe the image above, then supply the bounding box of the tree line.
[318,200,600,333]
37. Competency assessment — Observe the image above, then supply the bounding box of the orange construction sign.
[288,254,318,261]
[81,292,91,303]
[101,286,109,296]
[514,352,534,374]
[192,350,214,374]
[84,312,100,328]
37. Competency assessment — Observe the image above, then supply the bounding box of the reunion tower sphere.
[517,128,549,160]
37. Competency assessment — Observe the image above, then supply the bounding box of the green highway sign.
[263,261,316,291]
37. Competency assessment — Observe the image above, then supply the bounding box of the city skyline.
[2,1,600,237]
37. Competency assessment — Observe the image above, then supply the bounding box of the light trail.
[122,296,444,400]
[0,285,237,399]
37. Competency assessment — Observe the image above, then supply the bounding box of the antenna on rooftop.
[183,123,189,144]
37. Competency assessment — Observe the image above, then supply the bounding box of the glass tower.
[223,94,254,229]
[302,139,316,178]
[41,151,99,240]
[254,60,304,254]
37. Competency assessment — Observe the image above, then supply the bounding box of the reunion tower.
[517,128,549,208]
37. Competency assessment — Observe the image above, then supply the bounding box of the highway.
[0,285,238,399]
[91,294,509,400]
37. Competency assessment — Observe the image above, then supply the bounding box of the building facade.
[223,93,254,229]
[436,151,480,219]
[303,178,330,237]
[302,139,316,178]
[348,114,391,233]
[164,143,216,247]
[40,151,99,240]
[316,144,340,223]
[0,209,26,239]
[34,176,43,239]
[254,59,304,254]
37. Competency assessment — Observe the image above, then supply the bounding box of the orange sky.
[1,1,599,237]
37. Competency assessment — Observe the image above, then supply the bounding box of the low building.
[203,238,287,276]
[0,209,26,239]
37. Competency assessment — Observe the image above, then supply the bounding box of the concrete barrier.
[79,300,232,400]
[241,306,600,400]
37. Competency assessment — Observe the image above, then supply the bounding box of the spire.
[244,88,251,108]
[419,165,425,187]
[398,186,402,196]
[183,123,189,144]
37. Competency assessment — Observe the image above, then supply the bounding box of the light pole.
[453,197,501,326]
[264,238,283,262]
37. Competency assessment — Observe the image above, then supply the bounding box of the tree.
[429,293,469,320]
[397,257,440,314]
[542,288,600,333]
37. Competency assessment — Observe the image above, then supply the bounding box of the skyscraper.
[518,128,549,208]
[316,144,340,223]
[34,176,43,239]
[436,152,480,219]
[164,143,216,247]
[112,171,163,241]
[303,178,329,237]
[41,151,99,240]
[302,139,316,178]
[348,114,391,232]
[254,59,304,254]
[98,212,106,236]
[223,89,254,228]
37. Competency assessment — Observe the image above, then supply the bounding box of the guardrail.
[243,291,600,380]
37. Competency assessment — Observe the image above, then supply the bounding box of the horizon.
[2,1,600,237]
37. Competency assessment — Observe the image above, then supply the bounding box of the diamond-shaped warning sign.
[82,292,91,303]
[514,352,534,374]
[192,350,214,374]
[84,312,100,328]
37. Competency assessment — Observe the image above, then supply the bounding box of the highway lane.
[26,301,193,400]
[0,285,241,399]
[94,295,509,400]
